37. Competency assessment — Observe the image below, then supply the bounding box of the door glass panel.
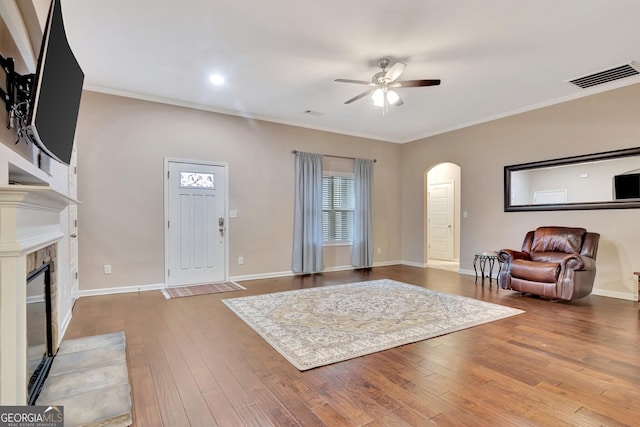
[180,172,215,189]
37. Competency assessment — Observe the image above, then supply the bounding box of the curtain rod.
[291,150,376,163]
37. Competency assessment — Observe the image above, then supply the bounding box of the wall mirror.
[504,147,640,211]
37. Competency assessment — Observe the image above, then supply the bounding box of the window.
[180,172,215,189]
[322,175,354,244]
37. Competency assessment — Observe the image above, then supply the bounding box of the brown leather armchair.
[498,226,600,301]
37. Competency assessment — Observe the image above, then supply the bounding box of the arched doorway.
[424,162,461,271]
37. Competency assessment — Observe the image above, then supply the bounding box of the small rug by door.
[162,281,245,299]
[222,279,524,370]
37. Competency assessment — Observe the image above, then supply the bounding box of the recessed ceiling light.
[209,74,225,85]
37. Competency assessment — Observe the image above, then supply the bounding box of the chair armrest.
[561,254,595,271]
[498,249,530,263]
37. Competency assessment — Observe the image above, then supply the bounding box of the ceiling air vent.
[568,62,640,89]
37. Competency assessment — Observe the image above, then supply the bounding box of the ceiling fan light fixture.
[336,58,440,111]
[387,90,399,105]
[372,88,384,106]
[209,74,225,85]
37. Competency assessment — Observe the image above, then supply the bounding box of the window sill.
[323,242,353,247]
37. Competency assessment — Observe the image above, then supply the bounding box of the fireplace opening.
[26,262,54,405]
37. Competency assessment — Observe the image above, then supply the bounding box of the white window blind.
[322,175,354,243]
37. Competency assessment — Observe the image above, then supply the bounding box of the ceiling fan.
[335,58,440,113]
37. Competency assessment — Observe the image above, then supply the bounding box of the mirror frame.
[504,146,640,211]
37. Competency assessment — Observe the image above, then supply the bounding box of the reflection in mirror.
[504,147,640,211]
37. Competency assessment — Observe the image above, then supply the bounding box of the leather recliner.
[498,226,600,301]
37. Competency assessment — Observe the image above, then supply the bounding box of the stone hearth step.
[36,331,132,427]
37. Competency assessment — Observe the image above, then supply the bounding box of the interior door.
[428,181,454,261]
[166,161,227,287]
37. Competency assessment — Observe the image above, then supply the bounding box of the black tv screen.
[614,173,640,200]
[26,0,84,165]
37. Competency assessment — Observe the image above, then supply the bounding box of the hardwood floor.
[64,266,640,426]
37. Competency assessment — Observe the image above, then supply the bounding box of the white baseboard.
[78,283,165,298]
[73,267,637,302]
[77,265,405,296]
[233,269,344,283]
[400,260,427,268]
[231,270,294,282]
[400,261,476,276]
[318,265,354,273]
[58,308,73,345]
[591,288,638,301]
[231,261,404,282]
[373,260,403,268]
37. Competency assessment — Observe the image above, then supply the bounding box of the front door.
[165,160,227,287]
[428,181,454,261]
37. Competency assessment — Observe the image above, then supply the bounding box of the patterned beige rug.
[222,279,524,370]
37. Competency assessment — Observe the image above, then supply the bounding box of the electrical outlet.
[238,256,244,265]
[377,248,381,254]
[103,264,112,274]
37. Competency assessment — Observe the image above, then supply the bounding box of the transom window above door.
[180,172,215,189]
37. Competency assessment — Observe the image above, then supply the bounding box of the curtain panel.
[292,152,324,274]
[351,158,374,268]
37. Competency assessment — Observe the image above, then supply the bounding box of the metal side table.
[473,251,501,285]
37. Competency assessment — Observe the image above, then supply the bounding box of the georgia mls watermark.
[0,406,63,427]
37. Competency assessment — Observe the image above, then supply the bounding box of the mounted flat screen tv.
[614,173,640,200]
[26,0,84,165]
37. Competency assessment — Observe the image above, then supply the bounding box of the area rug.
[222,279,524,370]
[162,281,245,299]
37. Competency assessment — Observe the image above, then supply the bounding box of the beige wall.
[401,83,640,299]
[2,0,639,300]
[76,84,640,298]
[75,91,402,290]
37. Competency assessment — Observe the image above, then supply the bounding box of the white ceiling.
[60,0,640,143]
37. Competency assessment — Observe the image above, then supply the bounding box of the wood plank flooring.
[63,266,640,426]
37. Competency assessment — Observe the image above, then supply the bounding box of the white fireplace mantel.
[0,185,77,209]
[0,185,78,405]
[0,185,78,254]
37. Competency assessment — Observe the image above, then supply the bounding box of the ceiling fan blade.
[394,79,441,88]
[344,89,376,104]
[384,62,406,82]
[335,78,374,85]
